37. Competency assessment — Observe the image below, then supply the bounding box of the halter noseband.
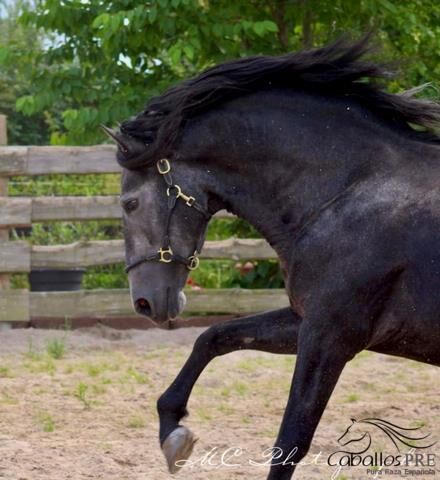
[125,158,211,273]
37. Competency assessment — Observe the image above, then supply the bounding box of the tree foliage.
[15,0,440,145]
[0,0,49,144]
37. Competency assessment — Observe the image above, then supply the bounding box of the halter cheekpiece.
[125,158,211,273]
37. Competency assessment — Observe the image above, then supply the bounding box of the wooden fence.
[0,138,288,325]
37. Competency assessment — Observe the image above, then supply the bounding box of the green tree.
[0,0,49,144]
[18,0,439,145]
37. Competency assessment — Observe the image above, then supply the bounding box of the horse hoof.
[162,426,198,474]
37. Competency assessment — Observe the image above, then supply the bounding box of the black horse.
[103,37,440,479]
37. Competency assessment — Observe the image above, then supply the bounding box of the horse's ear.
[101,125,150,169]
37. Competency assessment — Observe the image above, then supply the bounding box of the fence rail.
[0,288,288,322]
[0,196,234,227]
[0,145,119,176]
[2,238,276,271]
[0,141,287,324]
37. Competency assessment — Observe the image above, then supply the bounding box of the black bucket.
[29,269,85,292]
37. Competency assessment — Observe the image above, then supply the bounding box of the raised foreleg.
[156,307,301,472]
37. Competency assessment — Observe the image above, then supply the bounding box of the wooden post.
[0,114,9,289]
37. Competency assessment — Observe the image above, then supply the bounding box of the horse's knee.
[157,391,188,419]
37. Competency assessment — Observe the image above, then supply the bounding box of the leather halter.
[125,158,211,273]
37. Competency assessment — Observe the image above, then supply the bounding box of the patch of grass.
[217,403,235,416]
[125,367,150,385]
[24,357,56,375]
[127,415,146,428]
[0,366,12,378]
[74,382,91,408]
[196,407,212,421]
[258,428,278,438]
[220,386,231,399]
[283,355,296,372]
[344,393,360,403]
[411,420,427,428]
[86,364,103,377]
[236,359,259,373]
[232,381,248,397]
[46,338,66,359]
[63,360,119,377]
[37,412,55,432]
[84,361,119,377]
[351,351,372,365]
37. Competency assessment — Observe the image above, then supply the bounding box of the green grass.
[23,357,56,375]
[74,382,91,408]
[196,407,213,421]
[86,364,102,377]
[410,419,427,428]
[127,415,146,428]
[46,338,66,359]
[344,393,360,403]
[0,366,12,378]
[220,386,231,398]
[124,367,150,385]
[217,403,235,416]
[37,412,55,432]
[232,381,248,397]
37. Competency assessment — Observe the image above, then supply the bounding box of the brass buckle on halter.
[157,158,171,175]
[187,252,200,271]
[158,247,173,263]
[167,185,195,207]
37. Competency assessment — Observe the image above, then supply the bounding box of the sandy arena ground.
[0,325,438,480]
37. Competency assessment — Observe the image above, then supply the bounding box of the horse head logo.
[337,417,436,455]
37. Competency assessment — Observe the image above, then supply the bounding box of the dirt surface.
[0,325,438,480]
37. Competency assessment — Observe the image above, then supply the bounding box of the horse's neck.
[186,91,419,264]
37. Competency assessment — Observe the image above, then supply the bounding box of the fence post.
[0,114,9,289]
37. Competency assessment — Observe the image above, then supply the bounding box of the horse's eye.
[123,199,139,213]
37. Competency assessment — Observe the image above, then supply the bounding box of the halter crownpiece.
[125,158,210,273]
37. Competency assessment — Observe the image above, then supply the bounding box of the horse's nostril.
[135,298,152,317]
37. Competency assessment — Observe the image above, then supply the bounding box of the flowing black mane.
[120,36,440,163]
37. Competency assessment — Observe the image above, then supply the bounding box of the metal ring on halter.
[157,158,171,174]
[187,253,200,271]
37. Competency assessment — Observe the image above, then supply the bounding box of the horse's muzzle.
[133,289,187,324]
